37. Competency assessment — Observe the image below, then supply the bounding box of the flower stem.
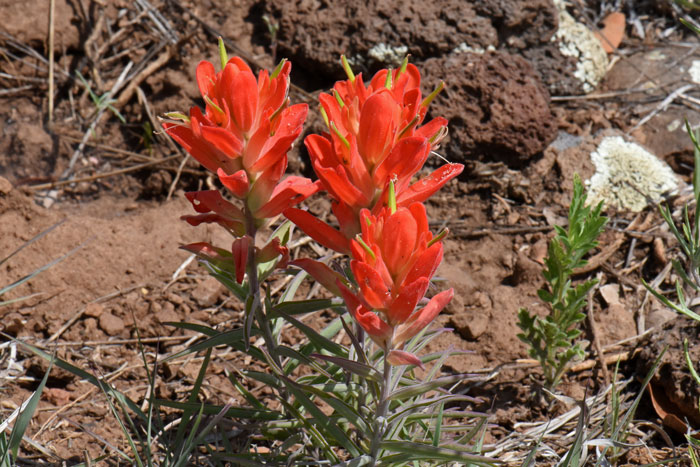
[369,351,392,464]
[244,204,282,370]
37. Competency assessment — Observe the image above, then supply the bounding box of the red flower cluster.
[163,54,319,221]
[285,57,463,254]
[337,202,453,366]
[167,47,458,367]
[164,45,316,283]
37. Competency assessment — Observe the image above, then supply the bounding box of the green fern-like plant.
[518,174,608,390]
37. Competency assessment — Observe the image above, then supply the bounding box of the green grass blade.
[155,399,283,421]
[7,358,53,459]
[378,441,496,466]
[15,340,147,423]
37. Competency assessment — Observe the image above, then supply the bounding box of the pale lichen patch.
[587,136,679,212]
[552,5,608,93]
[367,43,408,67]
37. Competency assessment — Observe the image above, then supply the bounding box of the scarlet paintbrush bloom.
[333,201,453,363]
[163,50,319,220]
[285,57,463,252]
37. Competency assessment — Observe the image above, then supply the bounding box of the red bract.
[334,203,453,354]
[285,58,463,251]
[163,54,319,220]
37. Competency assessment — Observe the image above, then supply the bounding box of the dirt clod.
[191,276,224,307]
[98,311,125,336]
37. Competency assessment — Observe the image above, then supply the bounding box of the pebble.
[99,312,125,336]
[84,302,105,318]
[192,276,223,307]
[0,176,12,194]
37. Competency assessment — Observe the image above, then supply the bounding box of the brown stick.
[26,155,180,191]
[47,0,56,127]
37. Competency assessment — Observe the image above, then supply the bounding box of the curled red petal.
[196,60,216,97]
[218,168,249,198]
[372,136,429,190]
[290,258,344,296]
[254,177,320,219]
[184,190,244,220]
[181,242,229,261]
[232,236,251,284]
[358,91,395,167]
[396,163,464,207]
[350,260,392,310]
[382,208,418,278]
[258,237,290,269]
[199,125,244,159]
[249,104,308,174]
[337,280,393,348]
[248,157,286,214]
[283,208,351,255]
[386,349,424,369]
[222,65,258,133]
[399,242,443,289]
[393,288,453,347]
[389,277,430,325]
[180,214,245,236]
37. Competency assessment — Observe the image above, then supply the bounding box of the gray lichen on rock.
[587,136,679,212]
[552,3,608,93]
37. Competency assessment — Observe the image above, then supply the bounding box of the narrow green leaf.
[7,358,53,459]
[164,327,264,362]
[378,441,495,465]
[285,383,361,457]
[155,399,282,420]
[16,340,146,423]
[389,374,480,400]
[271,298,342,316]
[275,309,347,357]
[312,354,381,382]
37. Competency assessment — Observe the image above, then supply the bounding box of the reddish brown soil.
[1,0,699,464]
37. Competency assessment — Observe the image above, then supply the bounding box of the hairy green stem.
[244,204,282,371]
[369,352,392,464]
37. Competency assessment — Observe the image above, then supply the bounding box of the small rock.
[99,312,125,336]
[155,301,179,324]
[84,302,104,318]
[451,309,490,340]
[43,387,72,406]
[511,252,542,286]
[646,305,677,330]
[0,176,12,195]
[167,292,184,305]
[2,312,24,334]
[191,276,223,307]
[83,318,98,334]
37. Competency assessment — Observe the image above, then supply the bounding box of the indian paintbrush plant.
[158,40,492,465]
[517,175,608,390]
